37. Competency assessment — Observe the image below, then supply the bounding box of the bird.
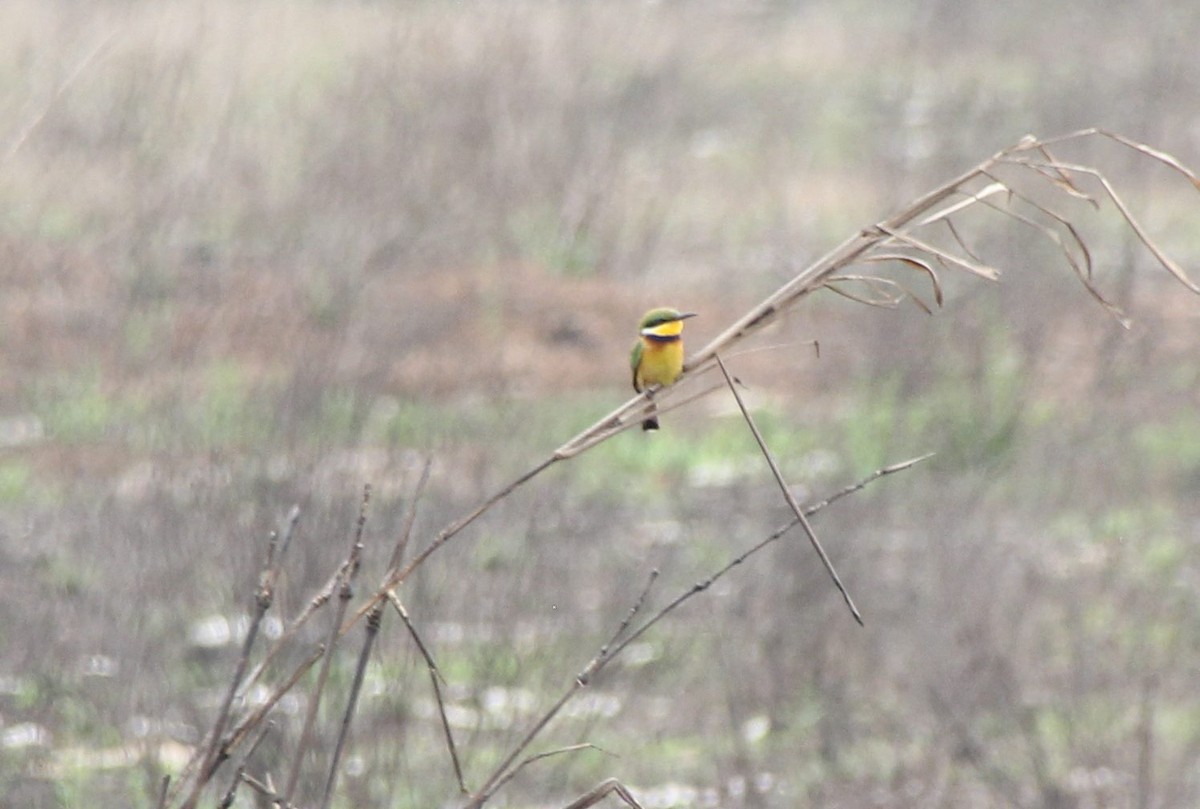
[630,307,697,431]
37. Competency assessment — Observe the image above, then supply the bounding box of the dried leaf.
[862,253,944,307]
[877,226,1002,281]
[919,182,1009,226]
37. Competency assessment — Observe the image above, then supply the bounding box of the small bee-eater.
[630,307,697,431]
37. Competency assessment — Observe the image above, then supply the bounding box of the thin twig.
[222,645,325,758]
[363,457,559,618]
[487,744,614,799]
[466,571,660,808]
[468,456,927,809]
[320,598,379,809]
[284,485,372,805]
[219,721,273,809]
[179,508,299,809]
[237,567,339,701]
[385,457,433,574]
[604,453,932,666]
[715,353,863,626]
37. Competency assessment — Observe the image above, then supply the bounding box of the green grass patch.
[35,371,127,443]
[183,360,277,449]
[1135,415,1200,484]
[0,460,35,504]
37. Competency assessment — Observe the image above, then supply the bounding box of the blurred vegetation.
[1,0,1199,807]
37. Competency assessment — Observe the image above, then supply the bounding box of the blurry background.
[2,1,1200,807]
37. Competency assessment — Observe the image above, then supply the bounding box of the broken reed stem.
[714,353,863,626]
[387,592,468,793]
[283,485,371,806]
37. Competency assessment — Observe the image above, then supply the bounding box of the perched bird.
[630,307,697,430]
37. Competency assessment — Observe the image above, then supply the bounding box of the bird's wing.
[630,340,643,392]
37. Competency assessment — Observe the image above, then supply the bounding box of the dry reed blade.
[1030,143,1099,206]
[1098,129,1200,190]
[979,170,1095,279]
[860,253,945,307]
[876,225,1002,281]
[387,591,468,793]
[824,273,937,314]
[918,181,1010,225]
[1007,157,1200,294]
[973,172,1127,325]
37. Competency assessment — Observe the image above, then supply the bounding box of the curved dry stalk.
[823,272,940,314]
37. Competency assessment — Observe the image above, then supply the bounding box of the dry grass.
[157,128,1200,807]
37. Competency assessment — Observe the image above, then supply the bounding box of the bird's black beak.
[676,312,698,321]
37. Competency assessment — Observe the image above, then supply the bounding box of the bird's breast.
[637,337,684,387]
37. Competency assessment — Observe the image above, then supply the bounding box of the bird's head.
[638,307,697,339]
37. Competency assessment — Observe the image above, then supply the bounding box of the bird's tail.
[641,400,659,431]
